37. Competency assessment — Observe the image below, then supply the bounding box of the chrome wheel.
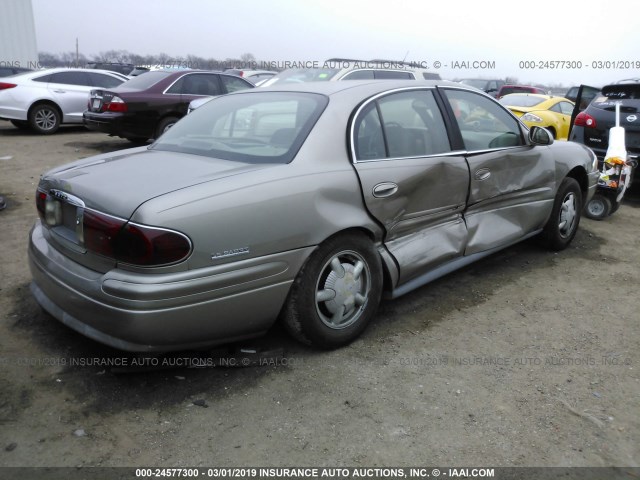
[281,233,382,348]
[35,108,57,131]
[558,191,578,238]
[29,104,61,134]
[315,251,371,329]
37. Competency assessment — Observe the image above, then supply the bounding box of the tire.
[28,103,61,134]
[584,194,612,220]
[10,120,29,130]
[610,201,621,215]
[281,233,383,349]
[546,127,556,139]
[539,177,582,250]
[155,116,179,139]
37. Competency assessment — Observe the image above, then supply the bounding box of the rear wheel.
[29,103,61,134]
[584,193,612,220]
[539,177,582,250]
[155,116,179,139]
[281,233,383,349]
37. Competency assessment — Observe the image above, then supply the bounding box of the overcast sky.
[31,0,640,87]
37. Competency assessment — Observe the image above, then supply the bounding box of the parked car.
[0,65,32,77]
[83,70,254,143]
[459,78,505,97]
[499,94,575,140]
[496,84,546,99]
[570,81,640,183]
[565,85,600,111]
[0,68,127,134]
[261,58,440,86]
[29,80,599,352]
[224,69,277,84]
[86,62,136,76]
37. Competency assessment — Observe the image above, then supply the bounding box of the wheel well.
[322,227,395,294]
[566,166,589,203]
[546,126,556,137]
[28,101,62,120]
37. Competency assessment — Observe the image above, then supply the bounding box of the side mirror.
[529,126,554,145]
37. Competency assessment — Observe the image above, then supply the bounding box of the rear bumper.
[83,112,152,139]
[29,221,313,352]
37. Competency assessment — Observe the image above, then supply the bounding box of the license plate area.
[45,190,85,245]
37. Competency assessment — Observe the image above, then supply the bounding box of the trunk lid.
[40,148,273,219]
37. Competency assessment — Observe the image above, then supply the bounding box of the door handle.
[372,182,398,198]
[475,168,491,181]
[53,90,66,93]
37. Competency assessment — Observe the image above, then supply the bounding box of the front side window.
[445,89,524,150]
[559,101,574,115]
[151,92,328,164]
[353,89,451,161]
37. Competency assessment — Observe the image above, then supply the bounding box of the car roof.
[17,68,124,78]
[248,79,464,96]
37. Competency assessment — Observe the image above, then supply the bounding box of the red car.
[83,70,254,143]
[497,84,546,99]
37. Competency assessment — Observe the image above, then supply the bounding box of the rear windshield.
[499,95,545,107]
[260,68,341,86]
[592,84,640,110]
[151,91,329,164]
[115,71,171,90]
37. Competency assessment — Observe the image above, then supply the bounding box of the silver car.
[29,81,600,352]
[0,68,127,134]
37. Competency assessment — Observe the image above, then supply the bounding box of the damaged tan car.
[29,81,600,351]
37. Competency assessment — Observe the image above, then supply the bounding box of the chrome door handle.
[372,182,398,198]
[475,168,491,181]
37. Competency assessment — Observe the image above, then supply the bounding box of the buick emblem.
[627,115,638,122]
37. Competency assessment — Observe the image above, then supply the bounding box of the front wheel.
[584,193,612,220]
[539,177,582,250]
[281,233,383,349]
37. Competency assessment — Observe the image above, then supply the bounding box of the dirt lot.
[0,122,638,470]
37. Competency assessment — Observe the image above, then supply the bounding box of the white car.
[0,68,127,134]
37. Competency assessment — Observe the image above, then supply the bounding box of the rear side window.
[220,75,253,93]
[167,74,222,95]
[353,89,451,160]
[592,84,640,110]
[445,89,524,150]
[48,71,91,86]
[341,70,375,80]
[87,72,124,88]
[374,70,414,80]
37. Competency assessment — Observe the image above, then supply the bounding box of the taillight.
[0,82,17,90]
[36,190,47,220]
[36,190,191,266]
[83,210,191,266]
[574,112,597,128]
[102,96,128,113]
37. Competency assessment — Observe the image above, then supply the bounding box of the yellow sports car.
[499,94,575,140]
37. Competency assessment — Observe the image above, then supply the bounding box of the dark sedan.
[83,70,254,143]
